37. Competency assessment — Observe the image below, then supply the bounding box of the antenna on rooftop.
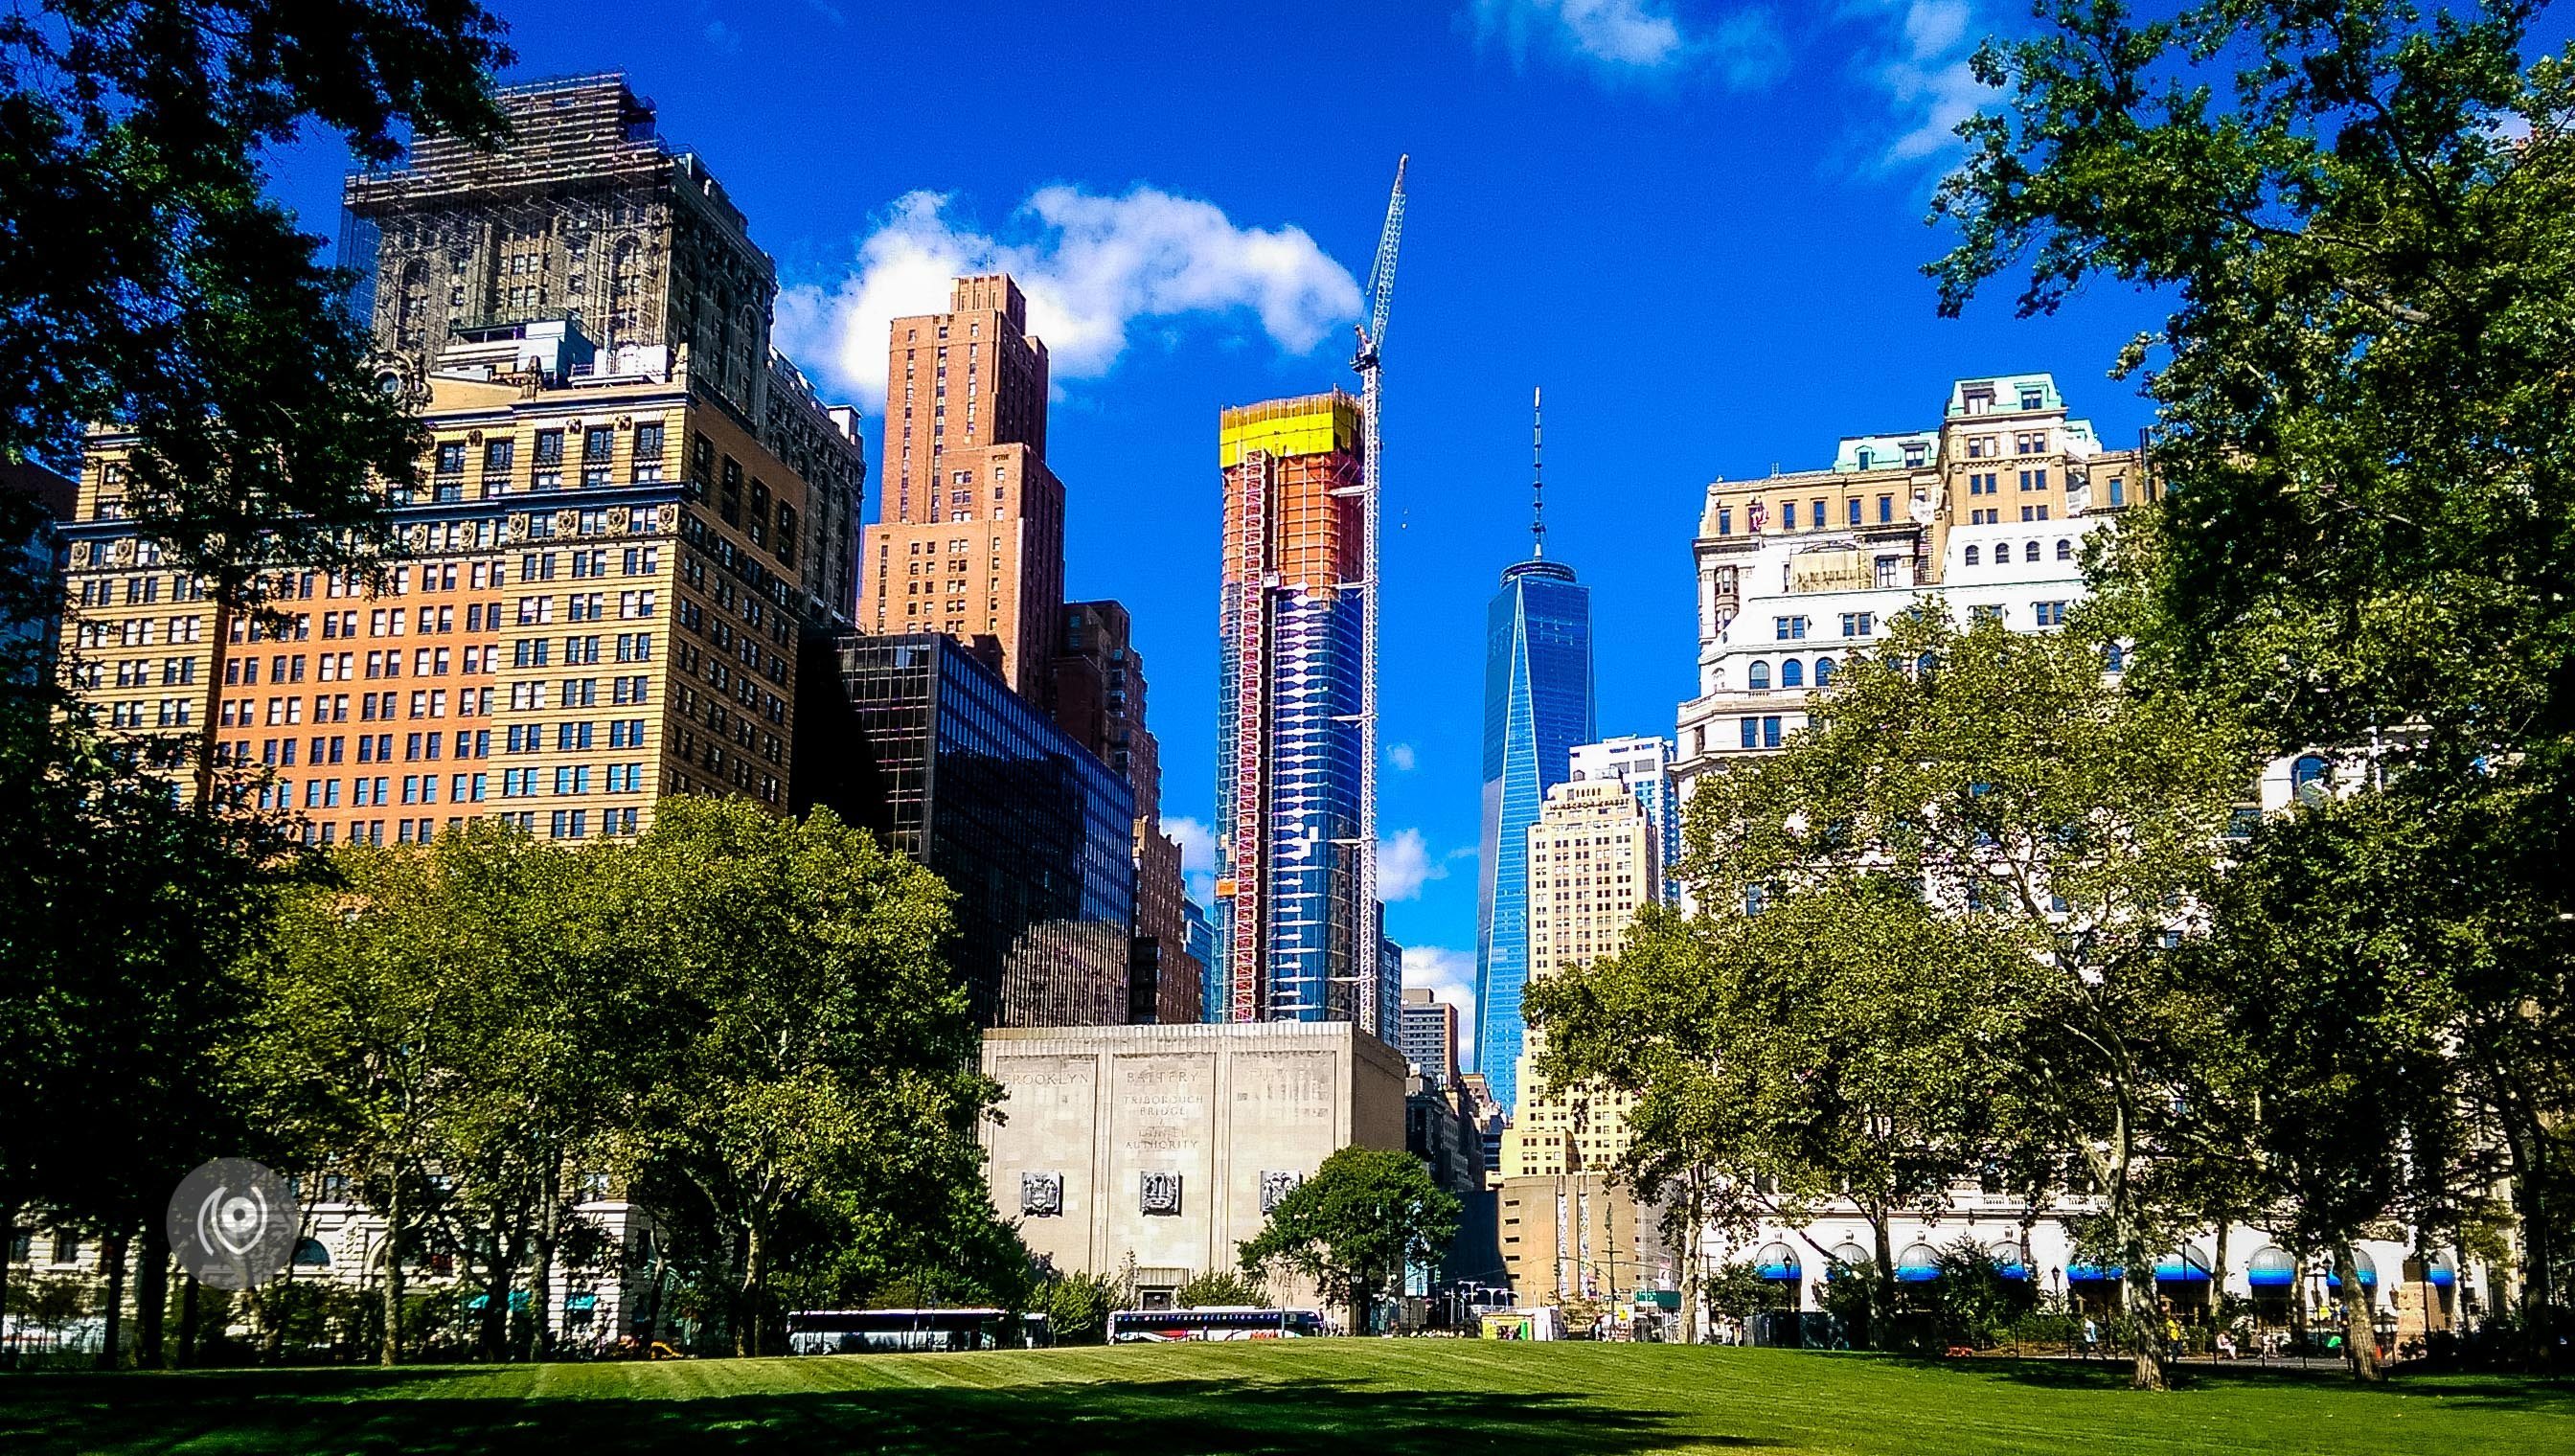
[1531,386,1545,560]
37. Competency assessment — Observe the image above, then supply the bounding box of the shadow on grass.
[0,1367,1771,1456]
[1908,1354,2575,1412]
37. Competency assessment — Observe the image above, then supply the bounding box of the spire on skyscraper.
[1531,385,1545,561]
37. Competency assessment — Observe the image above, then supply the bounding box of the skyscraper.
[1213,391,1392,1031]
[1570,735,1680,905]
[344,73,863,632]
[854,275,1064,696]
[1055,599,1202,1024]
[1475,395,1595,1115]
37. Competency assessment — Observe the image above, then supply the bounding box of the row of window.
[1962,539,2076,567]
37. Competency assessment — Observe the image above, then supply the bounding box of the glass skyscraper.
[1475,557,1595,1115]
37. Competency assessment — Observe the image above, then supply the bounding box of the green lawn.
[2,1342,2567,1455]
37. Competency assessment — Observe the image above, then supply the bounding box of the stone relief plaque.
[1139,1172,1183,1217]
[1259,1171,1304,1214]
[1020,1172,1063,1217]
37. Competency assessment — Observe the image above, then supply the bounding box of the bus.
[1106,1307,1326,1343]
[785,1308,1048,1354]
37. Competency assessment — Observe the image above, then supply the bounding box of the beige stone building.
[1499,778,1658,1181]
[855,275,1065,696]
[980,1022,1405,1308]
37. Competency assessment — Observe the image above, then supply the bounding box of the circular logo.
[166,1158,301,1290]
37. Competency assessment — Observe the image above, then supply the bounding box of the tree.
[1238,1148,1459,1333]
[1030,1269,1120,1346]
[1530,892,2017,1353]
[1173,1269,1270,1309]
[1671,606,2248,1388]
[618,799,994,1356]
[1929,0,2575,1331]
[2,1,510,608]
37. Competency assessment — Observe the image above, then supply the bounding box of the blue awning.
[2066,1263,2124,1283]
[1987,1241,2030,1280]
[1752,1241,1801,1282]
[564,1292,598,1312]
[465,1290,534,1313]
[2247,1247,2297,1288]
[1823,1242,1869,1279]
[1896,1242,1941,1284]
[2155,1245,2213,1283]
[2426,1252,2456,1289]
[2324,1249,2379,1289]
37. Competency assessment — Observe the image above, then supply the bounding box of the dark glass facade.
[836,633,1135,1027]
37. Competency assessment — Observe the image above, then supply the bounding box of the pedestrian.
[2081,1315,2098,1359]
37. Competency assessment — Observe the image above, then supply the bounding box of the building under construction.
[343,73,862,629]
[1213,391,1390,1030]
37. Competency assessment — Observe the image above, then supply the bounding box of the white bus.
[1106,1307,1325,1342]
[786,1308,1047,1354]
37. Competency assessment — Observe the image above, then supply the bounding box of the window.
[1880,494,1895,522]
[2103,642,2127,673]
[484,438,514,474]
[1815,658,1835,687]
[2056,538,2075,560]
[1741,717,1760,749]
[1747,661,1771,690]
[1847,498,1862,526]
[1781,501,1797,529]
[1971,603,2003,624]
[2024,541,2041,563]
[2033,601,2068,626]
[1762,716,1783,748]
[2108,476,2126,507]
[2291,754,2332,805]
[1773,616,1808,641]
[1964,545,1980,566]
[1838,612,1873,637]
[1781,659,1805,689]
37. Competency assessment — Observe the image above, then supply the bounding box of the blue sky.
[258,1,2195,1026]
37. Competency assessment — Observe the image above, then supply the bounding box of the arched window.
[2102,642,2127,673]
[2056,538,2075,560]
[2291,754,2331,805]
[1964,545,1981,566]
[292,1238,331,1269]
[1814,657,1836,687]
[1747,661,1772,690]
[1916,651,1937,675]
[1782,659,1805,689]
[2023,540,2041,563]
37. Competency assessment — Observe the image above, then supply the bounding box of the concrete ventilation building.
[1475,397,1595,1116]
[836,634,1135,1027]
[979,1021,1406,1309]
[1213,392,1394,1033]
[343,73,862,633]
[855,275,1063,696]
[1672,374,2148,852]
[1055,600,1201,1025]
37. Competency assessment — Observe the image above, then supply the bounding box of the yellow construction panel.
[1219,392,1361,467]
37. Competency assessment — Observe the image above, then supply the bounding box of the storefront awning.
[2247,1247,2297,1288]
[1752,1241,1802,1282]
[1896,1242,1941,1284]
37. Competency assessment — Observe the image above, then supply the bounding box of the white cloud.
[776,186,1361,408]
[1168,814,1219,903]
[1377,829,1447,901]
[1387,742,1418,772]
[1862,0,1996,164]
[1402,945,1479,1032]
[1469,0,1789,89]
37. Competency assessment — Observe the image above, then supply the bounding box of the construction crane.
[1339,153,1405,1035]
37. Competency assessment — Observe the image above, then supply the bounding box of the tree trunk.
[2125,1263,2167,1391]
[527,1157,561,1361]
[1870,1219,1896,1352]
[639,1247,668,1349]
[2335,1244,2383,1383]
[176,1275,199,1369]
[478,1260,513,1360]
[136,1220,171,1368]
[0,1201,16,1370]
[378,1174,403,1367]
[98,1232,129,1370]
[736,1221,764,1357]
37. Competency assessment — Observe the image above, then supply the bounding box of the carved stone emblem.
[507,513,529,542]
[656,503,678,531]
[1259,1171,1304,1214]
[1139,1172,1182,1217]
[1020,1172,1063,1217]
[607,506,631,533]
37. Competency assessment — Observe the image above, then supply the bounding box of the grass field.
[2,1341,2568,1455]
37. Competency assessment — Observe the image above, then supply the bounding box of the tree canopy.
[1239,1147,1459,1333]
